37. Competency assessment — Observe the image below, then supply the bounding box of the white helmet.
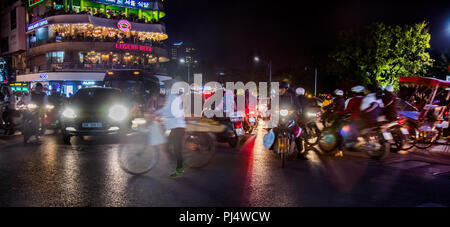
[334,89,344,96]
[385,85,394,93]
[296,87,305,96]
[351,86,365,94]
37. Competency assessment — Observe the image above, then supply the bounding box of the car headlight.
[62,108,77,119]
[109,104,128,121]
[46,105,55,110]
[280,109,290,117]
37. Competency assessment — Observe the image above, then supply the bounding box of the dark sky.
[164,0,450,72]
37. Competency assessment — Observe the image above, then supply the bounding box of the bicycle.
[118,119,220,175]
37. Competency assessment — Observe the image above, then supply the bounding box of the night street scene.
[1,0,450,214]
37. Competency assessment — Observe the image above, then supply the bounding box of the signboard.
[91,0,152,10]
[40,73,48,79]
[117,20,131,32]
[27,19,48,31]
[29,0,44,7]
[115,43,152,52]
[447,76,450,82]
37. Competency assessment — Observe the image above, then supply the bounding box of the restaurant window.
[46,51,65,64]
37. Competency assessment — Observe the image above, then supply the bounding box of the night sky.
[164,0,450,73]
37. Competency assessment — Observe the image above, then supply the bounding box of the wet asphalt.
[0,127,450,207]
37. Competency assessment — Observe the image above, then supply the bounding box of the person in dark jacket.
[382,85,398,122]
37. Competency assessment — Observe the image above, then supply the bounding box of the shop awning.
[16,72,106,82]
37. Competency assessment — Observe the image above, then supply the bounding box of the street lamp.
[254,56,272,83]
[179,58,190,83]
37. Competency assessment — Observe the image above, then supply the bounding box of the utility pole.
[314,68,318,97]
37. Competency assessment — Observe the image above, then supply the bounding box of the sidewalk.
[411,140,450,159]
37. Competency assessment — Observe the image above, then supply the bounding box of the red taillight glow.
[235,122,242,129]
[398,119,407,126]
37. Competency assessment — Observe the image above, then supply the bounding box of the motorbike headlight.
[62,108,77,119]
[280,109,290,117]
[46,105,55,110]
[307,112,319,118]
[109,104,128,121]
[27,103,37,110]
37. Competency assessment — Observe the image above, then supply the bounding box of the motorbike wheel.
[363,134,390,160]
[318,128,340,153]
[183,132,216,169]
[413,132,433,149]
[305,123,321,146]
[229,135,242,148]
[390,129,405,153]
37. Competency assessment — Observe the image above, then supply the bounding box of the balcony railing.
[29,36,167,49]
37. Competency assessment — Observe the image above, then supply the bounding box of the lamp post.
[254,56,272,83]
[179,58,190,83]
[305,66,318,97]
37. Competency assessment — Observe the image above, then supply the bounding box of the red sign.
[115,43,152,52]
[448,64,450,73]
[117,20,131,32]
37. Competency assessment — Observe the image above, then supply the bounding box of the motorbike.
[300,111,321,146]
[244,108,258,135]
[22,103,41,144]
[228,111,246,148]
[43,104,61,134]
[272,108,302,168]
[319,114,394,160]
[1,102,24,135]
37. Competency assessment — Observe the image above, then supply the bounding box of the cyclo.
[398,77,450,149]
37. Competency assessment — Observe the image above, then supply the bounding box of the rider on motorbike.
[274,82,304,159]
[30,83,48,138]
[1,85,17,135]
[336,85,366,154]
[321,89,345,127]
[382,85,398,122]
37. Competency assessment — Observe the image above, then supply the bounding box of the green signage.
[29,0,45,7]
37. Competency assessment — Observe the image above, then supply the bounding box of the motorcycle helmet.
[351,85,365,94]
[279,82,290,89]
[296,87,306,96]
[334,89,344,96]
[385,85,394,93]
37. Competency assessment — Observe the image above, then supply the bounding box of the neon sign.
[91,0,152,10]
[40,73,48,79]
[117,20,132,32]
[82,81,96,85]
[115,43,152,52]
[29,0,44,7]
[27,19,48,31]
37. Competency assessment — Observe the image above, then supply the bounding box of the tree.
[332,22,434,89]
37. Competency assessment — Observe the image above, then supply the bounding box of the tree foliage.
[332,22,434,89]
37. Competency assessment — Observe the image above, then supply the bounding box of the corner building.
[18,0,169,96]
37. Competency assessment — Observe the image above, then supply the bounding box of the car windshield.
[73,89,122,103]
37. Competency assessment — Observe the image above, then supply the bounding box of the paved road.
[0,128,449,207]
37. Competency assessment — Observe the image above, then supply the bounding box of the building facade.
[16,0,169,96]
[0,0,28,84]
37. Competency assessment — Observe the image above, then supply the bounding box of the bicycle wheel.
[182,132,216,169]
[118,134,160,175]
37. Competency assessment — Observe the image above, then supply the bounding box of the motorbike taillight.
[398,119,407,126]
[235,122,242,129]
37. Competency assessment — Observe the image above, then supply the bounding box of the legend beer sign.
[115,43,152,52]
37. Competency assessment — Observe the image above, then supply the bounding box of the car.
[60,88,132,144]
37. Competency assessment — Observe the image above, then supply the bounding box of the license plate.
[82,122,102,128]
[383,132,394,141]
[400,128,409,135]
[236,128,244,136]
[230,117,243,122]
[249,118,256,123]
